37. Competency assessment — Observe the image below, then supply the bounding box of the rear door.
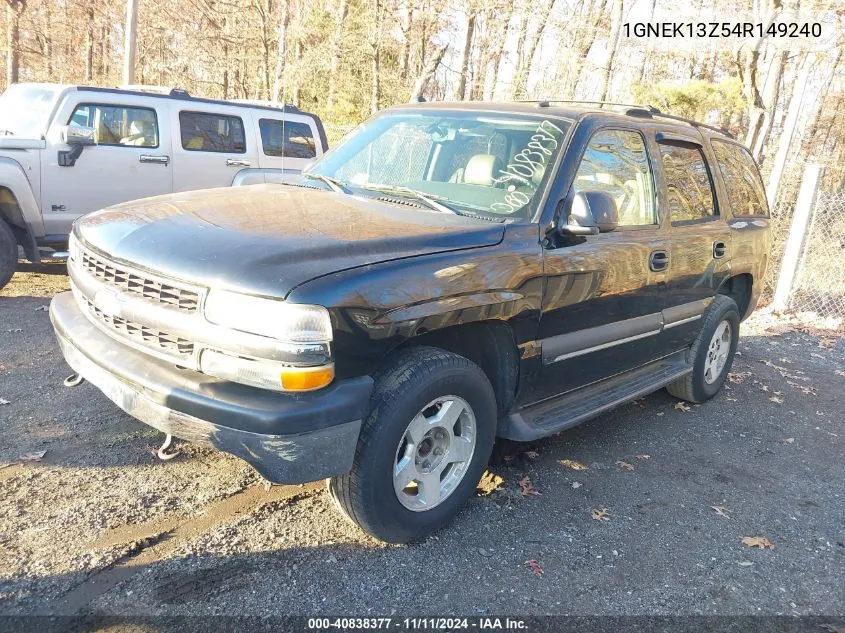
[254,112,324,176]
[171,106,258,192]
[40,95,172,236]
[529,126,671,404]
[655,132,732,349]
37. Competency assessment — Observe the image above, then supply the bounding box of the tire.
[328,346,497,543]
[666,295,740,403]
[0,220,17,291]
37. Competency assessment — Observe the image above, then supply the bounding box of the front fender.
[0,157,45,260]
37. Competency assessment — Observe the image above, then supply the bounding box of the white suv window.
[69,104,159,148]
[259,119,316,158]
[179,111,246,153]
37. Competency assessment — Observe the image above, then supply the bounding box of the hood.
[75,184,505,298]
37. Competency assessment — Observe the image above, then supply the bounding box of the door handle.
[713,240,727,259]
[649,250,669,272]
[226,159,252,167]
[139,154,170,165]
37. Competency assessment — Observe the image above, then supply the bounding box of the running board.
[501,351,692,441]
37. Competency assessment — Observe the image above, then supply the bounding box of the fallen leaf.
[524,559,544,576]
[635,454,650,460]
[738,561,754,567]
[6,328,22,333]
[571,481,582,489]
[616,460,635,471]
[769,396,784,404]
[818,338,835,349]
[476,471,505,496]
[518,476,541,497]
[674,401,691,412]
[524,450,539,461]
[781,437,795,444]
[741,536,774,549]
[726,397,737,402]
[591,508,610,521]
[728,371,751,384]
[710,505,731,519]
[819,624,845,633]
[558,459,588,471]
[0,398,9,405]
[20,450,47,462]
[835,370,845,377]
[34,305,49,312]
[656,412,665,416]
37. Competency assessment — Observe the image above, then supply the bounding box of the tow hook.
[63,373,85,387]
[156,434,181,461]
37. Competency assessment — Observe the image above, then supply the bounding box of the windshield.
[0,84,62,138]
[309,110,571,220]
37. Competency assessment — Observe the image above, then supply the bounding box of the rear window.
[179,111,246,153]
[658,143,716,223]
[711,140,769,217]
[259,119,316,159]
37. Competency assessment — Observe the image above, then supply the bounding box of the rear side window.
[711,140,769,217]
[573,129,657,226]
[179,111,246,153]
[69,104,158,148]
[259,119,316,158]
[658,143,716,222]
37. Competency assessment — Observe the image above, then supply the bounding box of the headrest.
[464,154,503,186]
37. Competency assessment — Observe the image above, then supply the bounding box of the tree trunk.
[6,0,24,87]
[510,0,555,99]
[595,0,622,102]
[488,2,514,100]
[326,0,348,108]
[751,48,786,161]
[369,0,384,114]
[740,0,782,149]
[399,0,411,79]
[271,0,289,102]
[457,11,476,100]
[410,42,448,102]
[85,2,95,81]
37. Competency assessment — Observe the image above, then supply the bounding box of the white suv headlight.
[204,290,333,343]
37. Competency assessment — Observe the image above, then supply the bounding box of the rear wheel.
[0,220,17,291]
[328,346,496,543]
[666,295,740,403]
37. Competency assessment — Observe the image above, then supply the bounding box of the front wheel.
[666,295,740,403]
[328,346,496,543]
[0,220,17,291]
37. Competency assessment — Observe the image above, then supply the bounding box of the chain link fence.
[787,190,845,318]
[323,124,357,147]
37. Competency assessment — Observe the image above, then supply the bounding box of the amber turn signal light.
[280,365,334,391]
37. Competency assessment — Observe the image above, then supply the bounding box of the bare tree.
[456,9,476,99]
[326,0,348,108]
[510,0,555,99]
[6,0,25,86]
[595,0,622,102]
[410,42,448,101]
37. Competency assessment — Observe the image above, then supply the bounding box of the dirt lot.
[1,264,843,618]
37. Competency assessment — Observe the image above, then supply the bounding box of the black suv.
[50,101,771,543]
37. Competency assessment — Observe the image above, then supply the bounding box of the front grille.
[80,249,200,312]
[84,297,195,359]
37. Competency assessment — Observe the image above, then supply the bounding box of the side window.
[658,143,716,222]
[179,111,246,153]
[259,119,316,158]
[68,104,158,148]
[711,140,769,217]
[573,129,657,226]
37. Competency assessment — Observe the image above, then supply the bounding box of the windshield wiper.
[359,183,459,215]
[302,173,351,194]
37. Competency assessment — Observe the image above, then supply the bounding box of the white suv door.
[40,95,173,236]
[171,106,259,192]
[254,113,324,176]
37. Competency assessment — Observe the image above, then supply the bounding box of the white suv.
[0,83,328,289]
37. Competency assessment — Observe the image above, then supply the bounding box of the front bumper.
[50,291,373,484]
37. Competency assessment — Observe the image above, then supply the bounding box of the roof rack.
[517,99,733,138]
[118,84,190,97]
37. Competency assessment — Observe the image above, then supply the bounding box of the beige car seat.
[451,154,504,186]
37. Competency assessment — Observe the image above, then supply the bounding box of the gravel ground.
[0,264,843,618]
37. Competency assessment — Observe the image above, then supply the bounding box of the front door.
[41,100,172,236]
[528,128,671,404]
[654,135,732,351]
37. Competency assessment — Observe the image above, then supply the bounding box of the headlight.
[204,290,332,343]
[68,232,80,263]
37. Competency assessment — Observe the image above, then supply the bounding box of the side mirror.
[558,191,619,236]
[58,125,96,167]
[60,125,97,146]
